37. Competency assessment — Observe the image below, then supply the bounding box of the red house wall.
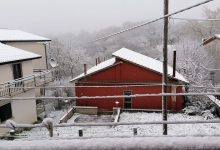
[75,60,184,111]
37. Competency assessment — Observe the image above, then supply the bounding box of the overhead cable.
[91,0,215,42]
[170,17,220,22]
[0,92,220,101]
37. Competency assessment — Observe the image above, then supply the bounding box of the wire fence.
[1,119,220,139]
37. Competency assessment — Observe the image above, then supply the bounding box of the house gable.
[72,48,187,83]
[79,59,164,83]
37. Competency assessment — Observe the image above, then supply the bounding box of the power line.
[170,17,220,22]
[91,0,215,43]
[201,65,220,71]
[2,84,218,89]
[0,92,220,101]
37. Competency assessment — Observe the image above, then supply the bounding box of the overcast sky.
[0,0,219,36]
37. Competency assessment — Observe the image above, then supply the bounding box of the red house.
[70,48,188,111]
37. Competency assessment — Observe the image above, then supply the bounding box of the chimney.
[172,50,176,77]
[84,64,87,75]
[95,58,98,66]
[97,57,100,64]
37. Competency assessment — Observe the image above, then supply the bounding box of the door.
[12,63,22,79]
[124,91,132,109]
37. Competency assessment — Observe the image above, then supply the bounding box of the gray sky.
[0,0,219,36]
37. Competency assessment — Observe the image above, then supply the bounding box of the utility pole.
[162,0,169,135]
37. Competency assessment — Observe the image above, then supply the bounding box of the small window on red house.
[124,91,132,109]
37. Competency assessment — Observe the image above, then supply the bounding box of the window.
[0,103,12,122]
[124,91,132,109]
[12,63,22,80]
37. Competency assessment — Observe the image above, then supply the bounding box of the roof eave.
[1,39,51,42]
[0,56,42,65]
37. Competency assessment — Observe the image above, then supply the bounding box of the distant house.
[71,48,188,112]
[202,34,220,46]
[0,30,52,134]
[0,29,51,71]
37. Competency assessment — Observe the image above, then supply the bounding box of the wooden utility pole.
[162,0,169,135]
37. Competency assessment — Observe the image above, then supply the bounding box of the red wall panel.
[75,59,184,111]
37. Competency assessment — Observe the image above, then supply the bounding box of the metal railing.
[1,119,220,138]
[0,70,56,97]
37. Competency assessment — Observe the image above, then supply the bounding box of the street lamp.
[115,101,119,108]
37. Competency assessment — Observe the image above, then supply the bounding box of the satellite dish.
[49,58,58,68]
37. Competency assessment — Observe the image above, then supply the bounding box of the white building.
[0,29,51,71]
[0,29,53,134]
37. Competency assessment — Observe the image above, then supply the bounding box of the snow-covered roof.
[71,48,187,83]
[113,48,187,82]
[0,29,50,42]
[214,34,220,39]
[202,34,220,45]
[0,43,41,64]
[70,58,116,82]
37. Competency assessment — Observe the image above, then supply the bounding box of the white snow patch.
[207,95,220,107]
[215,34,220,39]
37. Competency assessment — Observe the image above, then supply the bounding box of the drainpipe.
[172,50,176,77]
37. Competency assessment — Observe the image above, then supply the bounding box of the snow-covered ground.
[10,111,220,141]
[1,111,220,149]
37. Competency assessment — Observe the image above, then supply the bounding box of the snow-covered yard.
[10,111,220,141]
[1,111,220,149]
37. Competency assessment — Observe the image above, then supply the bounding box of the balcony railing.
[0,70,56,97]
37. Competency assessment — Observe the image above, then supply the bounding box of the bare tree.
[176,40,215,110]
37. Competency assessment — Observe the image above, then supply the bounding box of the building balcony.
[0,70,56,97]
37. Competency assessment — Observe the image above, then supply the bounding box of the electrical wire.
[1,83,219,89]
[90,0,215,43]
[170,17,220,22]
[0,92,220,101]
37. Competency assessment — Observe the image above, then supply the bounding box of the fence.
[1,119,220,138]
[0,70,56,97]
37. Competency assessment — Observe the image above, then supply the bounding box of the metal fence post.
[44,74,46,85]
[79,129,83,137]
[34,75,37,86]
[133,128,137,136]
[22,81,25,92]
[8,82,11,96]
